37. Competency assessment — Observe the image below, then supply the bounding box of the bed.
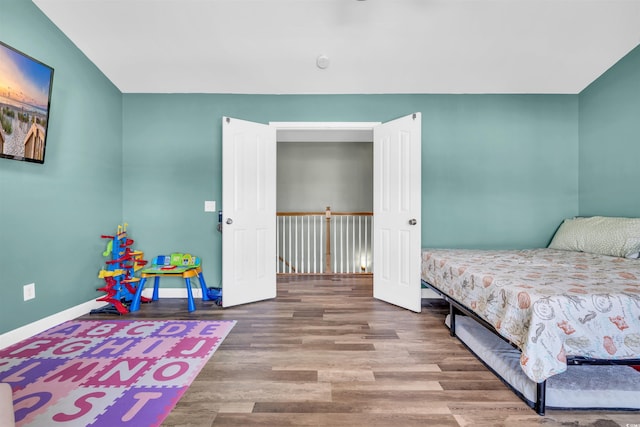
[420,216,640,415]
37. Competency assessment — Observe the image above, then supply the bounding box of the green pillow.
[548,216,640,258]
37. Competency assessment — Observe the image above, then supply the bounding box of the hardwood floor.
[82,276,639,426]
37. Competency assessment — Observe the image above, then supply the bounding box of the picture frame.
[0,40,54,164]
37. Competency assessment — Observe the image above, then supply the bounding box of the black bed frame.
[422,280,640,416]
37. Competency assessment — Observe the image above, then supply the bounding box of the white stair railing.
[277,207,372,274]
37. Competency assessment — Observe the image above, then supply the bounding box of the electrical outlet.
[24,283,36,301]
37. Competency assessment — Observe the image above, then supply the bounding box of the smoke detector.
[316,55,330,69]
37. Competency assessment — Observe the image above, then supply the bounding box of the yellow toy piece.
[182,253,196,266]
[130,251,146,271]
[98,269,125,279]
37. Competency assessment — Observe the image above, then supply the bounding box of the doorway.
[221,115,422,311]
[275,124,374,275]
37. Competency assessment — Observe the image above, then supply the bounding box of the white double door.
[221,113,422,312]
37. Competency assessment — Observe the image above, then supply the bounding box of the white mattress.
[446,314,640,409]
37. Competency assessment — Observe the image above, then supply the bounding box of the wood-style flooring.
[81,276,640,427]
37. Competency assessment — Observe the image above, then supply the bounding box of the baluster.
[346,216,350,273]
[339,216,343,273]
[299,216,305,273]
[333,213,337,273]
[352,216,356,273]
[320,215,324,273]
[325,207,331,273]
[335,216,338,273]
[307,216,311,273]
[349,217,352,272]
[306,215,310,273]
[364,216,369,273]
[288,216,292,273]
[358,216,362,272]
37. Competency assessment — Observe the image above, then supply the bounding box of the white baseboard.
[142,287,202,299]
[0,288,200,349]
[0,298,108,349]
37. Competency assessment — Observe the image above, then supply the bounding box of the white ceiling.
[32,0,640,94]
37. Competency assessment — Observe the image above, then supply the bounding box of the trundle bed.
[421,217,640,415]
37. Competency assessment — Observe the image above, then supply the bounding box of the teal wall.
[423,95,577,248]
[579,44,640,216]
[123,94,579,287]
[0,0,123,335]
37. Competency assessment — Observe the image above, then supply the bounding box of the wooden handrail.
[277,211,325,216]
[277,211,373,216]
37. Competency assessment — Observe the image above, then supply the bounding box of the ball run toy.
[91,223,148,315]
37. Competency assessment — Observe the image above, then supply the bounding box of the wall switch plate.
[204,201,216,212]
[24,283,35,301]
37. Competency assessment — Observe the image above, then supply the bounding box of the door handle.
[226,218,233,225]
[409,219,417,225]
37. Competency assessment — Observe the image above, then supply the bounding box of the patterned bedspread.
[421,248,640,382]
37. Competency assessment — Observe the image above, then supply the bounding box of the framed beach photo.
[0,40,54,164]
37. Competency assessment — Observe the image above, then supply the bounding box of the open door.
[221,117,277,307]
[373,113,422,312]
